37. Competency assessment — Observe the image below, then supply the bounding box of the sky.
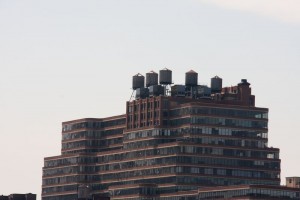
[0,0,299,198]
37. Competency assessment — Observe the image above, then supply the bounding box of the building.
[0,194,36,200]
[197,185,300,199]
[42,69,283,200]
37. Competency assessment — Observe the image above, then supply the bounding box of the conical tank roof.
[186,70,197,74]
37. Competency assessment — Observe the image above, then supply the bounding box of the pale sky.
[0,0,299,199]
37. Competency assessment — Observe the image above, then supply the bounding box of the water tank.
[211,76,222,93]
[146,71,158,87]
[185,70,198,87]
[149,85,164,97]
[159,68,172,85]
[132,73,145,90]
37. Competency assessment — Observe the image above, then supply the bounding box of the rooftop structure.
[287,177,300,189]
